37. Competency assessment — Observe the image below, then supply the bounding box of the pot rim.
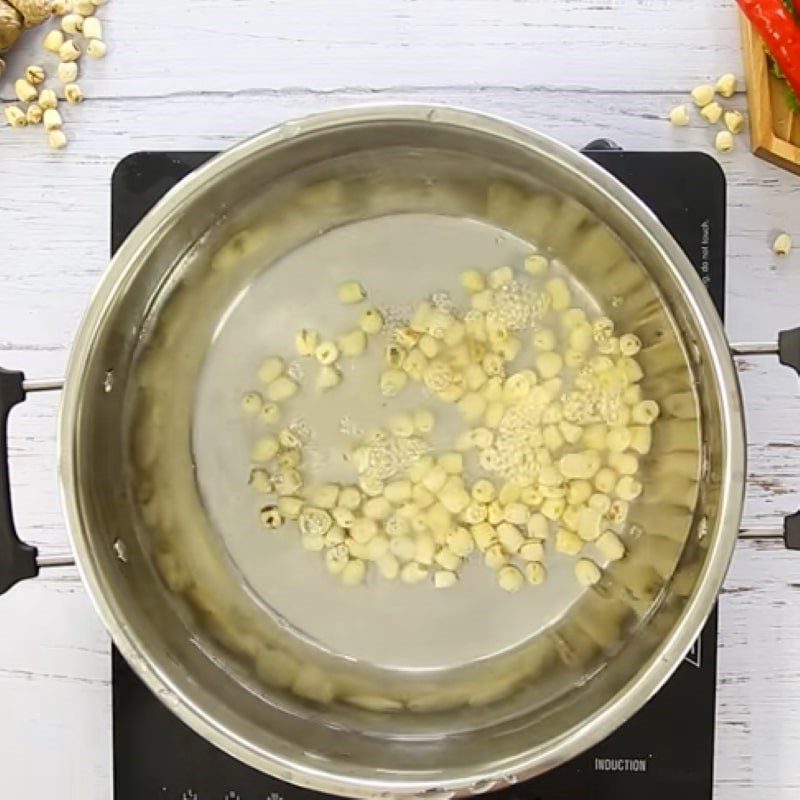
[58,103,746,796]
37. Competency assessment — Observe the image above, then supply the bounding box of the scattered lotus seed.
[484,543,509,570]
[497,564,524,592]
[615,476,643,501]
[61,12,84,34]
[299,508,333,537]
[26,103,43,125]
[241,391,262,414]
[619,333,641,356]
[82,14,102,39]
[260,505,283,529]
[14,79,38,103]
[488,265,514,289]
[519,540,545,562]
[325,546,349,575]
[525,561,547,585]
[338,328,367,357]
[44,29,66,53]
[668,105,690,126]
[315,341,339,365]
[715,130,734,153]
[338,486,362,510]
[57,61,78,84]
[434,569,458,589]
[380,368,407,397]
[25,65,45,85]
[4,106,27,128]
[359,307,384,334]
[773,233,792,256]
[315,365,341,393]
[700,101,723,125]
[524,253,549,275]
[43,108,63,132]
[258,357,284,384]
[86,38,107,58]
[251,436,279,462]
[266,376,298,403]
[460,268,485,293]
[248,468,272,494]
[341,559,367,586]
[723,109,744,135]
[338,280,367,304]
[631,399,660,424]
[64,82,84,104]
[59,39,81,61]
[596,530,626,561]
[295,328,318,357]
[261,402,280,424]
[715,73,737,98]
[555,527,583,555]
[690,84,715,107]
[574,558,602,587]
[39,89,57,110]
[400,561,429,584]
[277,496,303,519]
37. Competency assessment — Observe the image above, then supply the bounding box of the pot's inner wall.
[67,114,729,784]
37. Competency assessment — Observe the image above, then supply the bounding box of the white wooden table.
[1,0,799,797]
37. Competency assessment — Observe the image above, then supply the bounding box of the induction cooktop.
[111,145,725,800]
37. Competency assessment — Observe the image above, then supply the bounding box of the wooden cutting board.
[740,11,800,175]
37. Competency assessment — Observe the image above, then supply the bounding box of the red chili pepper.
[738,0,800,98]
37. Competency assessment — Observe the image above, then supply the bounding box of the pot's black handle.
[778,328,800,550]
[735,328,800,550]
[783,512,800,551]
[0,369,38,594]
[778,327,800,376]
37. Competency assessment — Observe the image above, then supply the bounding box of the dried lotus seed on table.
[700,102,723,125]
[690,84,715,107]
[4,105,27,128]
[59,38,81,61]
[25,64,45,85]
[773,233,792,257]
[47,128,67,150]
[723,110,744,135]
[668,105,690,126]
[85,38,107,58]
[715,130,734,153]
[715,73,737,98]
[43,29,65,52]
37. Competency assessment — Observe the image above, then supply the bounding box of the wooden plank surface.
[1,1,799,797]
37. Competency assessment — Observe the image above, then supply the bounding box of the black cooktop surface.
[111,147,726,800]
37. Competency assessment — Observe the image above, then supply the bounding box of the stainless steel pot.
[2,105,799,798]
